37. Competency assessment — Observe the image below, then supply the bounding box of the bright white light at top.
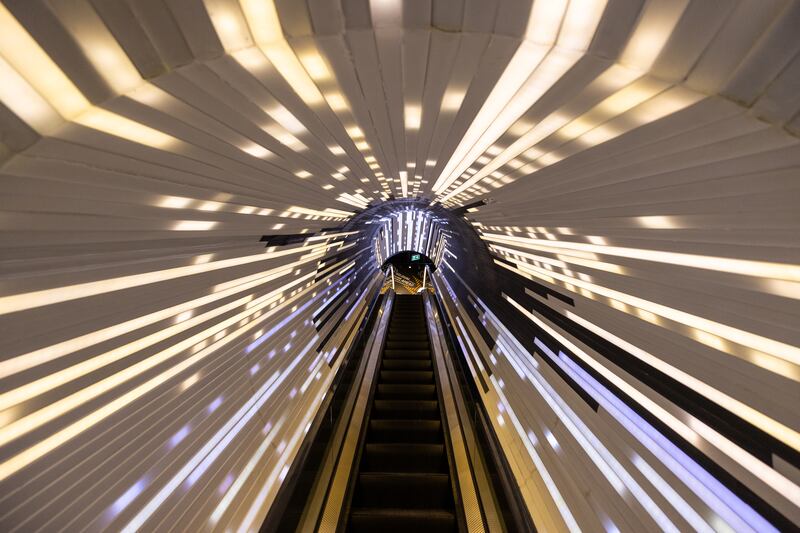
[441,89,465,112]
[300,53,330,81]
[241,143,271,158]
[405,104,421,129]
[172,221,218,231]
[635,215,683,229]
[268,105,305,133]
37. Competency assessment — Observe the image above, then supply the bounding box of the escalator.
[345,294,458,532]
[266,290,534,532]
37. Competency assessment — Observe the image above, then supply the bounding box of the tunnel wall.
[0,216,383,530]
[427,114,800,531]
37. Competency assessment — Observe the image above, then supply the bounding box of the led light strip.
[505,295,800,512]
[0,242,330,316]
[564,310,800,453]
[0,254,352,484]
[0,271,312,450]
[0,265,300,380]
[433,0,608,194]
[481,232,800,282]
[497,254,800,371]
[0,266,321,416]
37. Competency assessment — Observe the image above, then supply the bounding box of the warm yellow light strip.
[499,254,800,368]
[0,4,187,152]
[74,107,177,148]
[238,0,324,106]
[489,243,625,275]
[0,243,330,316]
[618,0,691,71]
[287,206,354,218]
[305,230,359,242]
[497,254,800,381]
[0,270,318,447]
[482,232,800,282]
[0,3,89,120]
[0,270,327,483]
[0,55,61,134]
[0,268,298,380]
[442,68,650,197]
[204,0,253,52]
[565,310,800,453]
[442,81,706,203]
[49,0,142,95]
[433,0,607,194]
[507,295,800,510]
[0,267,311,413]
[0,315,232,481]
[435,0,698,204]
[233,1,384,191]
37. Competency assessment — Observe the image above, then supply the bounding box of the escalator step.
[387,333,428,341]
[387,335,426,341]
[348,509,457,533]
[385,332,426,338]
[344,296,457,533]
[372,400,439,419]
[383,349,430,359]
[386,340,429,349]
[388,327,425,333]
[376,384,436,400]
[382,359,431,370]
[386,338,427,345]
[369,419,441,443]
[379,370,434,383]
[362,443,446,472]
[354,473,452,509]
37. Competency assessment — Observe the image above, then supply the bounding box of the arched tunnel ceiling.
[1,0,799,531]
[1,0,798,218]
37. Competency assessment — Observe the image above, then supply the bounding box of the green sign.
[411,254,421,261]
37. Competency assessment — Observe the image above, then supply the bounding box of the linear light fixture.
[433,0,607,194]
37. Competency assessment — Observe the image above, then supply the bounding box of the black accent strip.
[259,233,308,246]
[449,199,486,216]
